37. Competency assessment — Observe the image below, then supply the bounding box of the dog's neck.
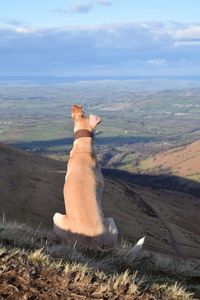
[74,129,93,141]
[71,129,95,155]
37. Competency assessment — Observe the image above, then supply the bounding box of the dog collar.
[74,129,94,140]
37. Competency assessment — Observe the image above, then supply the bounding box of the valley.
[1,80,200,181]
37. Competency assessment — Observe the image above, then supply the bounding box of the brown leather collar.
[74,129,94,140]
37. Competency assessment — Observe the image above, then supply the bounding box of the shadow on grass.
[9,138,200,198]
[10,135,157,150]
[102,168,200,198]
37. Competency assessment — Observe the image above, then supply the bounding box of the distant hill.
[140,140,200,181]
[0,143,200,259]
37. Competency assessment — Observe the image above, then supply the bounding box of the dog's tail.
[128,236,145,259]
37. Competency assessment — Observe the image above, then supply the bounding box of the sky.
[0,0,200,78]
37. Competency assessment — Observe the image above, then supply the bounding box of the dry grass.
[0,220,199,299]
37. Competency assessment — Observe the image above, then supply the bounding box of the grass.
[0,219,199,299]
[187,174,200,182]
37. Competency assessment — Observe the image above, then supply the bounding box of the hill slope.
[1,222,198,300]
[140,140,200,181]
[0,143,200,260]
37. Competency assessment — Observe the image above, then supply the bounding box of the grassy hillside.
[0,143,65,226]
[140,140,200,181]
[1,144,200,260]
[1,144,200,298]
[0,221,199,299]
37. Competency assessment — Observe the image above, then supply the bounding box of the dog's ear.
[71,105,84,120]
[89,114,101,129]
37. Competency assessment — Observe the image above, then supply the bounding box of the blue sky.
[0,0,200,78]
[1,0,200,26]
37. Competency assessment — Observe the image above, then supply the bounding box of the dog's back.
[64,141,105,232]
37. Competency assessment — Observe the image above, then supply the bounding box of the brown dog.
[53,105,118,248]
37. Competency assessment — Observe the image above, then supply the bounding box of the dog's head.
[71,105,84,120]
[71,104,101,131]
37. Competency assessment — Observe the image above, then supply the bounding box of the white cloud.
[14,27,36,34]
[0,22,199,77]
[146,59,166,66]
[55,0,112,15]
[174,25,200,40]
[0,17,29,27]
[95,0,112,6]
[174,40,200,47]
[71,3,92,14]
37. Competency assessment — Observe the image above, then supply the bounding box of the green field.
[1,81,200,170]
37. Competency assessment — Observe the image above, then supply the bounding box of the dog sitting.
[53,105,118,248]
